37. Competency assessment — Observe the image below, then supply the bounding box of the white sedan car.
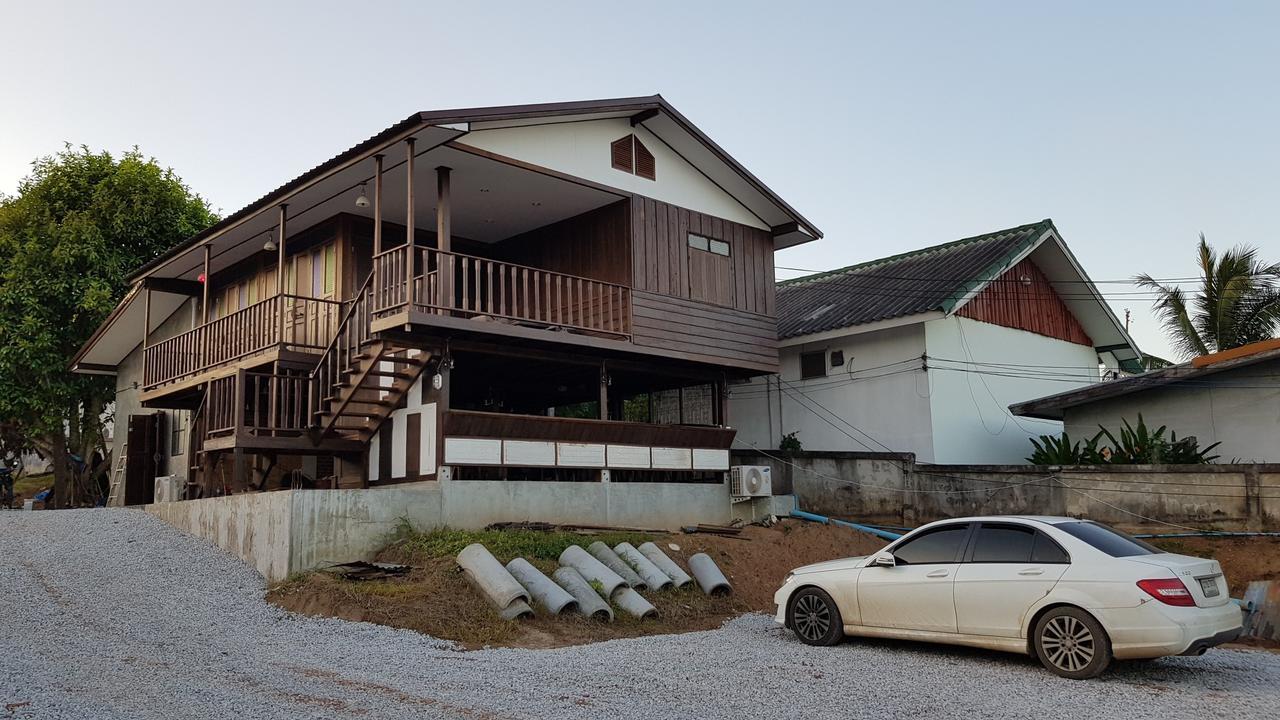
[774,516,1242,678]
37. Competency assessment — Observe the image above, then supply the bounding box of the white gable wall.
[729,323,936,460]
[457,118,768,230]
[923,316,1097,464]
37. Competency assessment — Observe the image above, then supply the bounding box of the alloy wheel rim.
[1041,616,1095,672]
[793,594,831,641]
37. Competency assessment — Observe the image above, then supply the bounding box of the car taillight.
[1137,578,1195,606]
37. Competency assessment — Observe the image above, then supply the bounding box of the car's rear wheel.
[788,587,844,646]
[1033,607,1112,679]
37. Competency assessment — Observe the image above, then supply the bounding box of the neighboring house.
[730,220,1142,464]
[70,96,820,507]
[1011,339,1280,463]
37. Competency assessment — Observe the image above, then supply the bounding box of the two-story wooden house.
[72,96,820,506]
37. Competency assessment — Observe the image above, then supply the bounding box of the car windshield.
[1055,521,1161,558]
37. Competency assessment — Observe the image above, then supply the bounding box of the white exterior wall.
[730,324,936,460]
[923,316,1098,464]
[1062,361,1280,463]
[458,118,767,230]
[367,374,436,482]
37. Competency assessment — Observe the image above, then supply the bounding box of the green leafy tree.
[0,146,216,507]
[1135,235,1280,359]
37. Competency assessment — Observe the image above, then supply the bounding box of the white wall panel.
[692,448,730,470]
[607,445,651,469]
[558,442,606,467]
[651,447,692,470]
[445,438,502,465]
[504,440,557,466]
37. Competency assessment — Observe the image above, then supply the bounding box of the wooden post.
[232,368,247,491]
[142,285,152,350]
[437,165,451,311]
[372,154,384,255]
[404,137,415,307]
[201,243,211,324]
[276,204,287,345]
[717,376,729,427]
[599,361,609,420]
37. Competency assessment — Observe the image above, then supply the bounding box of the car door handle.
[926,569,950,578]
[1018,568,1044,576]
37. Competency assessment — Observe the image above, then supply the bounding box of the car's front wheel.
[788,587,844,646]
[1033,607,1112,679]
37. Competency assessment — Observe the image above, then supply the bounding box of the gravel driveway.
[2,510,1278,719]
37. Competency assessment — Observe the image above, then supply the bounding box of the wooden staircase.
[309,275,430,444]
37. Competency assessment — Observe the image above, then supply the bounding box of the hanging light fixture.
[262,231,278,253]
[355,182,370,208]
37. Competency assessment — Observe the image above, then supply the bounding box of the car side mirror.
[872,551,896,568]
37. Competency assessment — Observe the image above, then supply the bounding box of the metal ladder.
[106,443,127,507]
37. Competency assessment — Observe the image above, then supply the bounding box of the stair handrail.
[307,272,375,436]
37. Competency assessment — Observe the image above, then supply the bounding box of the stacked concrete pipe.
[687,553,732,597]
[613,542,673,591]
[551,566,613,621]
[558,545,628,598]
[638,542,693,588]
[506,558,579,615]
[611,587,658,619]
[456,544,533,620]
[587,541,647,590]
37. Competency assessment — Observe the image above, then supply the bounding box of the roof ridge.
[778,219,1053,288]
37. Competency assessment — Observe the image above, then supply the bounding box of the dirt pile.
[268,519,885,649]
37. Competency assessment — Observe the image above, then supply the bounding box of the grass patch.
[13,472,52,499]
[384,519,655,563]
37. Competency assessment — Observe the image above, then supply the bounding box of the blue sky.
[2,1,1277,359]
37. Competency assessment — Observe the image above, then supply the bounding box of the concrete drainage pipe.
[587,541,648,591]
[688,553,732,597]
[551,566,613,621]
[612,587,658,619]
[613,542,674,591]
[638,542,693,588]
[505,558,579,616]
[456,544,533,620]
[558,545,627,598]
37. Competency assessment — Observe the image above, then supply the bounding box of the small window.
[610,134,655,180]
[830,350,845,368]
[893,525,969,565]
[611,136,634,172]
[169,410,185,457]
[687,233,709,251]
[800,351,826,379]
[1031,532,1071,564]
[971,524,1035,563]
[708,239,730,256]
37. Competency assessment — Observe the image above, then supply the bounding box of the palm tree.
[1135,235,1280,359]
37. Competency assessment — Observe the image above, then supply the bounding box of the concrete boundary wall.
[733,450,1280,532]
[146,480,788,581]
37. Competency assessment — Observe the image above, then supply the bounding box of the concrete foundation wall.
[733,450,1280,532]
[147,480,785,582]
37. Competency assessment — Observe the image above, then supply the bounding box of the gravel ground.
[2,509,1278,720]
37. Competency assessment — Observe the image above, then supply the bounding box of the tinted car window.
[972,524,1035,562]
[1031,532,1071,564]
[1055,521,1159,557]
[893,525,969,565]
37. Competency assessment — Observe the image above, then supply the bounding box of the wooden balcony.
[371,245,631,340]
[200,369,361,454]
[142,294,342,393]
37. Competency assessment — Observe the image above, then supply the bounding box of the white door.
[857,523,971,633]
[954,523,1070,637]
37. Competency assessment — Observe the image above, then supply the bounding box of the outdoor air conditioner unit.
[730,465,772,498]
[153,475,184,504]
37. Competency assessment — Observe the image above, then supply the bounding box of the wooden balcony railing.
[372,245,631,338]
[206,369,312,442]
[143,294,341,390]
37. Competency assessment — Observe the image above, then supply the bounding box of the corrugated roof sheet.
[776,220,1053,340]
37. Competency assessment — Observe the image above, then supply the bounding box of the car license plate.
[1199,577,1219,597]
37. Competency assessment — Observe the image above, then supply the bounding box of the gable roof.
[776,220,1053,339]
[131,95,821,282]
[775,219,1144,370]
[1009,340,1280,420]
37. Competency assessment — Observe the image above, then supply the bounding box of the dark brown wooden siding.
[630,197,775,317]
[957,259,1092,345]
[494,200,630,286]
[631,291,779,373]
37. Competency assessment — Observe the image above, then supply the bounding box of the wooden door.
[124,413,165,506]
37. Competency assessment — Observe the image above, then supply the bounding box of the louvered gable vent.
[634,137,655,180]
[610,134,655,180]
[611,135,633,172]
